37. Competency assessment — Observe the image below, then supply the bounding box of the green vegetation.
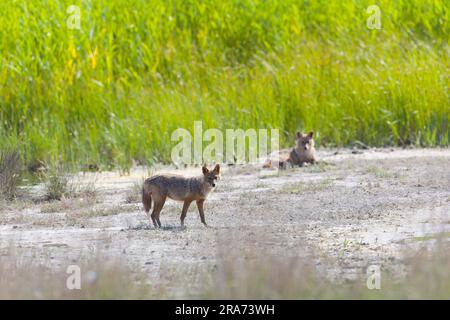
[0,0,449,170]
[43,166,98,200]
[0,146,22,200]
[44,168,71,200]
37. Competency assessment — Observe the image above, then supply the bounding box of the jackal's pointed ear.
[296,131,302,139]
[213,164,220,174]
[307,131,314,138]
[202,165,209,175]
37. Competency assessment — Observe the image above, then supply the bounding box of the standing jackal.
[142,164,220,228]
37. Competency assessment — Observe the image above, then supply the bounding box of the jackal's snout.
[297,131,315,151]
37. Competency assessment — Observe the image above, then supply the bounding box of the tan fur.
[262,149,291,169]
[142,164,220,228]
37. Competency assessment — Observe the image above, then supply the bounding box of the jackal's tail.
[142,186,152,213]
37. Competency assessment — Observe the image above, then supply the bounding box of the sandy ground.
[1,148,449,296]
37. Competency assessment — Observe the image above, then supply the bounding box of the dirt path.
[1,148,449,296]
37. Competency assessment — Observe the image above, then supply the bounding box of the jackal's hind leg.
[150,208,158,228]
[151,202,164,228]
[152,196,166,228]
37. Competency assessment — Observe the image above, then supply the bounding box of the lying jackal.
[142,164,220,228]
[289,131,317,166]
[264,131,317,169]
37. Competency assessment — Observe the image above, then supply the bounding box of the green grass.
[0,146,22,200]
[0,0,449,170]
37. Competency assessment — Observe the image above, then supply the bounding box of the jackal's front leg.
[180,200,192,227]
[196,200,207,227]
